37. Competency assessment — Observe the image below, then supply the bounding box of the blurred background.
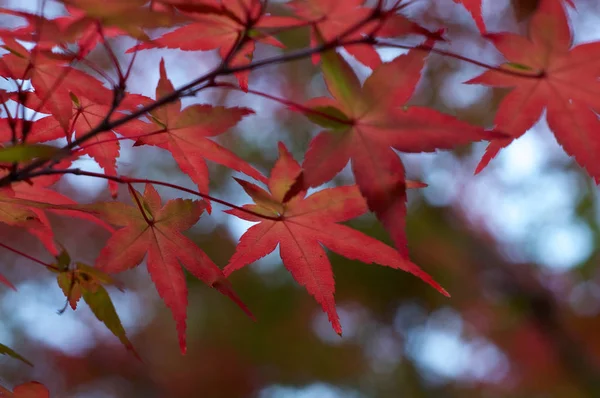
[2,0,600,396]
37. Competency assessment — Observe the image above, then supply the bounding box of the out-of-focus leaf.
[0,343,33,366]
[0,381,50,397]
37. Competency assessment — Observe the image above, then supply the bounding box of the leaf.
[81,184,252,354]
[224,143,448,335]
[468,0,600,182]
[0,343,33,366]
[119,59,267,197]
[285,45,493,256]
[0,381,49,398]
[0,144,58,163]
[126,0,299,89]
[82,283,138,358]
[57,0,189,41]
[286,0,443,68]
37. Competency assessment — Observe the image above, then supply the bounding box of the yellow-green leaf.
[82,285,138,358]
[0,144,58,163]
[305,106,352,131]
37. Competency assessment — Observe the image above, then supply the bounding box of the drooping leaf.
[224,143,448,335]
[0,343,33,366]
[82,283,137,358]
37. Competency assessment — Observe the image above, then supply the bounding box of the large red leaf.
[224,143,448,335]
[85,183,252,353]
[285,45,493,256]
[468,0,600,181]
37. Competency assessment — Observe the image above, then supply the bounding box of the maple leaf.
[83,183,252,353]
[224,143,448,335]
[120,59,266,196]
[286,0,443,69]
[468,0,600,181]
[284,45,493,256]
[126,0,299,90]
[0,381,49,398]
[56,0,189,41]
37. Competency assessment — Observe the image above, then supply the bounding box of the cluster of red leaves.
[0,1,597,386]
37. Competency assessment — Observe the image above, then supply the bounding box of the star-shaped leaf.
[224,143,448,335]
[83,183,252,353]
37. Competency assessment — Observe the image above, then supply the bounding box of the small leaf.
[82,284,139,359]
[0,144,58,163]
[0,343,33,366]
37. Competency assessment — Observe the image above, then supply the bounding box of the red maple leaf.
[86,183,252,353]
[126,0,299,90]
[468,0,600,181]
[286,0,443,69]
[284,45,493,256]
[224,143,448,335]
[120,58,267,196]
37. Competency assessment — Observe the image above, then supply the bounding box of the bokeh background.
[2,0,600,397]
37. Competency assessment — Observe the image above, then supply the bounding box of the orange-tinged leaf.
[0,343,33,366]
[225,143,448,336]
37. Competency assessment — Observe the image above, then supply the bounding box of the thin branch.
[373,39,546,78]
[0,241,58,271]
[25,168,281,221]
